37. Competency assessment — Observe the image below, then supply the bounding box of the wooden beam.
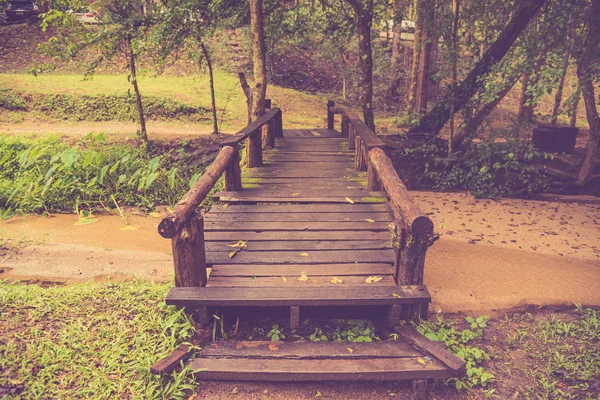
[224,145,242,191]
[327,100,335,130]
[159,146,235,238]
[171,212,207,287]
[220,108,280,147]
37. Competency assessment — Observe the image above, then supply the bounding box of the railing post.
[225,144,242,191]
[172,211,207,288]
[327,100,335,130]
[275,109,283,138]
[355,137,367,171]
[348,123,355,150]
[246,128,263,168]
[367,159,380,191]
[262,99,274,149]
[341,114,349,138]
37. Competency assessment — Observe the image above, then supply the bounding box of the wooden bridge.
[154,101,464,397]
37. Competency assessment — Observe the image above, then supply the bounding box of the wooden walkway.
[156,103,463,394]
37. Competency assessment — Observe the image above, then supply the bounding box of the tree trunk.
[517,49,548,123]
[349,0,375,131]
[250,0,267,121]
[387,0,405,99]
[448,0,460,152]
[200,42,218,135]
[238,72,253,124]
[415,0,434,113]
[453,69,522,149]
[409,0,547,134]
[570,88,581,127]
[550,48,571,126]
[408,0,423,112]
[576,0,600,185]
[517,71,530,121]
[127,36,148,144]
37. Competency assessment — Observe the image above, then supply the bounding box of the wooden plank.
[204,221,391,231]
[215,195,388,204]
[250,163,356,171]
[199,340,417,359]
[188,357,452,381]
[205,240,393,252]
[166,285,431,307]
[206,249,395,264]
[265,154,353,162]
[208,203,391,213]
[242,171,362,178]
[214,190,387,200]
[394,325,466,375]
[244,183,366,191]
[150,330,212,374]
[310,129,340,137]
[204,231,391,241]
[241,178,366,186]
[206,275,396,287]
[210,264,395,277]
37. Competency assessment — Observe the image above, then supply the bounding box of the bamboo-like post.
[172,212,207,287]
[246,128,263,168]
[327,100,335,130]
[224,144,242,191]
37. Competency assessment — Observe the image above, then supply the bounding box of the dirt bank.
[1,192,599,312]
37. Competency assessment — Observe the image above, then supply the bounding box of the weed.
[266,324,286,342]
[0,280,198,399]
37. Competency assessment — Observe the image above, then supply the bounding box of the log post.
[327,100,335,130]
[290,306,300,330]
[355,137,367,171]
[246,128,263,168]
[275,109,284,138]
[262,99,274,149]
[367,159,380,191]
[224,144,242,191]
[341,114,349,138]
[348,123,356,150]
[172,212,207,287]
[411,379,427,400]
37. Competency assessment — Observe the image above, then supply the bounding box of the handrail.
[158,146,236,238]
[220,107,281,146]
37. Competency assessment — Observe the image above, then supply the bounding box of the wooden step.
[188,340,454,381]
[165,285,430,307]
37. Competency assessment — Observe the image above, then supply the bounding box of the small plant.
[309,328,329,342]
[266,324,286,342]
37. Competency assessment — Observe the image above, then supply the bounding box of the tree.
[574,0,600,184]
[250,0,267,121]
[40,0,154,144]
[387,0,406,100]
[409,0,548,134]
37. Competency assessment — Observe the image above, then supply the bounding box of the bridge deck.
[203,128,401,293]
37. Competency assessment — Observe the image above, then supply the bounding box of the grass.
[0,72,328,132]
[0,280,198,399]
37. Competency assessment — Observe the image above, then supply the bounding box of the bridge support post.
[355,137,368,171]
[225,144,243,191]
[275,109,284,138]
[172,211,207,288]
[262,99,275,149]
[341,114,349,138]
[348,124,355,150]
[367,160,380,191]
[247,128,263,168]
[327,100,335,130]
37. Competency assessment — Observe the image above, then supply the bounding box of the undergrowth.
[0,133,216,215]
[0,89,211,123]
[0,280,198,399]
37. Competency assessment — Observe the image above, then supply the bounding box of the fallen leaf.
[345,197,355,204]
[227,240,248,249]
[119,225,139,231]
[228,251,238,259]
[231,387,239,394]
[417,357,427,365]
[392,293,403,298]
[268,343,279,351]
[365,276,383,283]
[221,203,229,208]
[298,272,308,281]
[281,276,287,283]
[365,218,375,223]
[290,192,301,196]
[347,347,353,354]
[74,218,98,226]
[330,277,343,284]
[148,212,161,218]
[299,252,309,257]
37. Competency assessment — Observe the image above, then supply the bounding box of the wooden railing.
[328,100,437,292]
[158,102,283,288]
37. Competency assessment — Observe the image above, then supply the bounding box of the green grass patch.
[0,280,198,399]
[0,134,216,215]
[360,196,387,203]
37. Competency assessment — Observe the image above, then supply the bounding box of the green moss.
[340,141,349,151]
[241,177,264,184]
[361,196,387,203]
[242,183,261,188]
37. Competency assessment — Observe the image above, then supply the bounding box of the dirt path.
[1,193,599,312]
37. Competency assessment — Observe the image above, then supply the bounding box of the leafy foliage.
[418,315,494,390]
[0,280,198,399]
[0,134,213,214]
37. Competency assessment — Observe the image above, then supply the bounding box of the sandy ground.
[1,192,599,313]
